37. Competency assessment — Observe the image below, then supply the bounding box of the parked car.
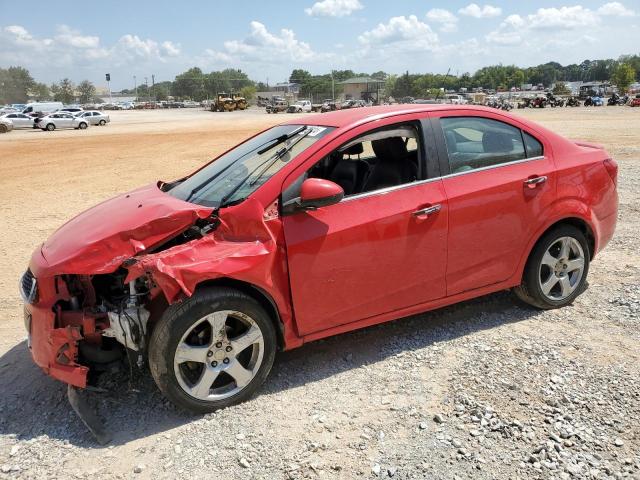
[75,110,110,126]
[265,100,288,113]
[59,107,84,114]
[22,102,63,115]
[0,117,13,133]
[21,105,617,435]
[35,112,89,131]
[341,99,365,109]
[0,112,35,128]
[287,100,312,113]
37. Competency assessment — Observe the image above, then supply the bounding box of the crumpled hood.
[40,183,213,275]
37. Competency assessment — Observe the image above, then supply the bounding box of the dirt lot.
[0,107,638,479]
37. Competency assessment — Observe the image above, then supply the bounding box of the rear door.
[431,111,556,295]
[282,115,448,336]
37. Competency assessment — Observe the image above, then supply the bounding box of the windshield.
[168,124,333,208]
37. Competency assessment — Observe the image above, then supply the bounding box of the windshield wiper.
[257,125,307,155]
[218,126,311,209]
[185,125,308,204]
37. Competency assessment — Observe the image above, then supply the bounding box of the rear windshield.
[168,125,333,208]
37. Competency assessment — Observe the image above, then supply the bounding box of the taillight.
[603,159,618,187]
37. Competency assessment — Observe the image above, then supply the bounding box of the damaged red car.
[22,105,617,417]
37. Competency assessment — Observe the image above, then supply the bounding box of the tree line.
[1,54,638,105]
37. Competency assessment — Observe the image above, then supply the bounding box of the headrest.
[372,137,407,162]
[343,143,363,156]
[482,131,513,153]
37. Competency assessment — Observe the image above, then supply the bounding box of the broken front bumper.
[22,253,89,388]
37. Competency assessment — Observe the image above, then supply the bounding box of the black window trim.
[327,119,433,203]
[430,115,545,179]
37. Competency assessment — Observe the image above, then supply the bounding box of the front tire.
[78,122,88,130]
[149,287,277,413]
[99,119,106,126]
[46,123,55,131]
[514,225,589,309]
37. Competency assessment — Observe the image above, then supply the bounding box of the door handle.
[412,204,442,217]
[524,175,547,187]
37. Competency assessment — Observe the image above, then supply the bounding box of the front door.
[282,119,448,336]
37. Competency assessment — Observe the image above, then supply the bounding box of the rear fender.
[513,198,599,282]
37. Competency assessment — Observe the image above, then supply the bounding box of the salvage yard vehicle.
[75,110,110,126]
[1,112,35,128]
[35,112,89,131]
[211,93,236,112]
[21,105,618,441]
[265,99,288,113]
[287,100,312,113]
[232,94,248,110]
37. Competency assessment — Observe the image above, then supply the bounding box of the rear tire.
[78,122,88,130]
[514,225,590,309]
[149,287,277,413]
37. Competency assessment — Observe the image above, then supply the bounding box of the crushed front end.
[23,250,158,389]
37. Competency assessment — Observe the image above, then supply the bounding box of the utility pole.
[151,74,155,101]
[145,77,149,101]
[133,75,137,101]
[331,70,335,101]
[106,73,112,103]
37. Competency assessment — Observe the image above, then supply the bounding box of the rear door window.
[441,117,526,174]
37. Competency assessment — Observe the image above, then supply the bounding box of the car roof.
[285,104,510,128]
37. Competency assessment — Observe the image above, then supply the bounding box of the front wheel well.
[193,278,285,350]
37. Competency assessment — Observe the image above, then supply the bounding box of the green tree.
[239,85,256,101]
[0,66,35,103]
[172,67,206,100]
[611,63,636,93]
[289,69,312,84]
[30,82,50,100]
[52,78,75,104]
[77,80,96,104]
[553,82,571,96]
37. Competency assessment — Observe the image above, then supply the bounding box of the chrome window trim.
[339,155,545,203]
[441,155,546,180]
[341,177,441,202]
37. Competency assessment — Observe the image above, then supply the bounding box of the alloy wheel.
[173,310,264,401]
[538,236,585,301]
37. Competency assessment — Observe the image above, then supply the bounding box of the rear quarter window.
[523,132,544,158]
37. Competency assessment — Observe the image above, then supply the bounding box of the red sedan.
[21,105,617,416]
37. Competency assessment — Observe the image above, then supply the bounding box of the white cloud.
[358,15,439,49]
[202,21,324,65]
[526,6,599,29]
[0,24,181,74]
[54,25,100,49]
[485,5,604,48]
[426,8,459,32]
[598,2,635,16]
[458,3,502,18]
[305,0,363,17]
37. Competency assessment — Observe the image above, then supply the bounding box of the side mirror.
[285,178,344,213]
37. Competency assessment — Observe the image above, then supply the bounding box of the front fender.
[125,198,300,349]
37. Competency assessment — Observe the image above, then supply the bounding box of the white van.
[22,102,64,115]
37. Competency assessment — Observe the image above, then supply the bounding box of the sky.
[1,0,639,90]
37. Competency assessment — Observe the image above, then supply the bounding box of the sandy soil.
[0,106,638,479]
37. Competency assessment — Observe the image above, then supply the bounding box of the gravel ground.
[0,107,638,479]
